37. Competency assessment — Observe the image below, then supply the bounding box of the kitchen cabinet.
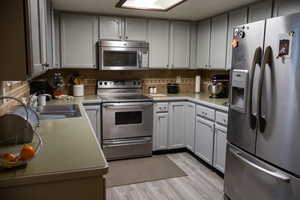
[195,117,214,165]
[196,19,211,69]
[84,104,101,144]
[185,102,196,152]
[99,16,123,40]
[169,102,186,149]
[148,19,170,69]
[154,113,169,151]
[125,18,148,41]
[169,21,191,69]
[213,124,227,173]
[53,11,60,68]
[210,13,228,70]
[273,0,300,17]
[226,8,248,70]
[60,13,98,68]
[248,0,273,23]
[190,22,198,68]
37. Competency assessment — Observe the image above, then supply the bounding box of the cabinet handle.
[125,36,128,40]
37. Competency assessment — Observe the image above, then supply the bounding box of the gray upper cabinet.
[170,21,191,68]
[226,8,248,70]
[185,102,196,152]
[60,13,98,68]
[125,18,148,41]
[195,117,214,165]
[169,102,186,149]
[248,0,273,23]
[148,19,170,69]
[273,0,300,17]
[210,14,228,70]
[196,19,211,69]
[99,16,123,40]
[190,22,198,68]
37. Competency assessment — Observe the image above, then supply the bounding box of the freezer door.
[227,20,265,154]
[224,143,300,200]
[256,13,300,177]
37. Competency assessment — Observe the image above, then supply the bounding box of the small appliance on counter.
[208,74,229,98]
[167,83,179,94]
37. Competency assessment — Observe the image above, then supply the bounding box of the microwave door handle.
[248,47,262,130]
[230,149,290,182]
[138,51,142,68]
[257,46,272,133]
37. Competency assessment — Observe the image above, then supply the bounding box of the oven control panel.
[97,80,142,89]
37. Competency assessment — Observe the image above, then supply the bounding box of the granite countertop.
[149,93,229,112]
[0,101,108,188]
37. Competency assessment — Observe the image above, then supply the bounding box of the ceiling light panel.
[117,0,186,11]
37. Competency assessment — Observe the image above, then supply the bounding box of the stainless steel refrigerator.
[224,13,300,200]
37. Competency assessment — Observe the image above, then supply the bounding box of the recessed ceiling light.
[116,0,187,11]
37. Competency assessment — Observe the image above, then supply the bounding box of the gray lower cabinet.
[273,0,300,17]
[148,19,170,69]
[196,19,211,69]
[210,13,228,70]
[84,104,101,144]
[213,124,227,173]
[60,13,98,68]
[169,102,186,149]
[184,102,196,152]
[226,8,248,70]
[195,117,215,165]
[248,0,273,23]
[154,113,169,151]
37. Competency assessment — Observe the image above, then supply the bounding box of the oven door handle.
[103,137,152,146]
[103,102,153,109]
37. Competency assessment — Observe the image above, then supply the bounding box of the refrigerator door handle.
[230,149,290,182]
[257,46,273,133]
[248,47,262,130]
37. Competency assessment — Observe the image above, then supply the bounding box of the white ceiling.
[52,0,261,21]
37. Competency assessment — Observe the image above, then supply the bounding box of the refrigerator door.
[224,144,300,200]
[256,13,300,176]
[228,20,265,154]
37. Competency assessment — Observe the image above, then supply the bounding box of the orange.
[20,145,35,161]
[3,153,17,162]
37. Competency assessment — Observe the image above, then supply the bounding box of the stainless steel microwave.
[98,40,149,70]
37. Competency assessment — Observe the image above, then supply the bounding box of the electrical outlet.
[176,76,182,84]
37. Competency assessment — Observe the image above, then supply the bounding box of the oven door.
[102,102,153,140]
[100,47,141,70]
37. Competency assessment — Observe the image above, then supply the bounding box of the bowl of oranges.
[0,131,43,169]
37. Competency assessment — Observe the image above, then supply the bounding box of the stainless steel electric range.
[97,80,153,161]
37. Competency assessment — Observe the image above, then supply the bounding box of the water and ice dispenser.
[230,70,249,113]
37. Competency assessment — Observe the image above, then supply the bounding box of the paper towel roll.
[195,75,201,93]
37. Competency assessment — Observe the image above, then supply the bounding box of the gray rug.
[106,155,187,188]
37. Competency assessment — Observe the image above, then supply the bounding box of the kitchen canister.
[195,75,201,93]
[73,85,84,97]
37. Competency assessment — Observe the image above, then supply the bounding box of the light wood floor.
[106,152,224,200]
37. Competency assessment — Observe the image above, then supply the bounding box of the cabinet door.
[248,0,273,23]
[84,105,101,144]
[213,125,227,173]
[60,13,98,68]
[273,0,300,17]
[196,19,211,69]
[125,18,148,41]
[210,14,228,70]
[148,19,170,69]
[190,22,197,68]
[169,102,185,149]
[154,113,169,150]
[99,16,123,40]
[185,102,196,152]
[39,0,48,66]
[170,21,191,68]
[28,0,44,75]
[195,117,214,165]
[226,8,248,70]
[53,11,60,68]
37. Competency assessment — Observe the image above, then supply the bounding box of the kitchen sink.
[39,104,82,120]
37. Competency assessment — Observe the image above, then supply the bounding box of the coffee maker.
[208,74,229,98]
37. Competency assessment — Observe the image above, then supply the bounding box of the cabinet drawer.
[156,103,169,113]
[216,111,228,126]
[196,105,215,120]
